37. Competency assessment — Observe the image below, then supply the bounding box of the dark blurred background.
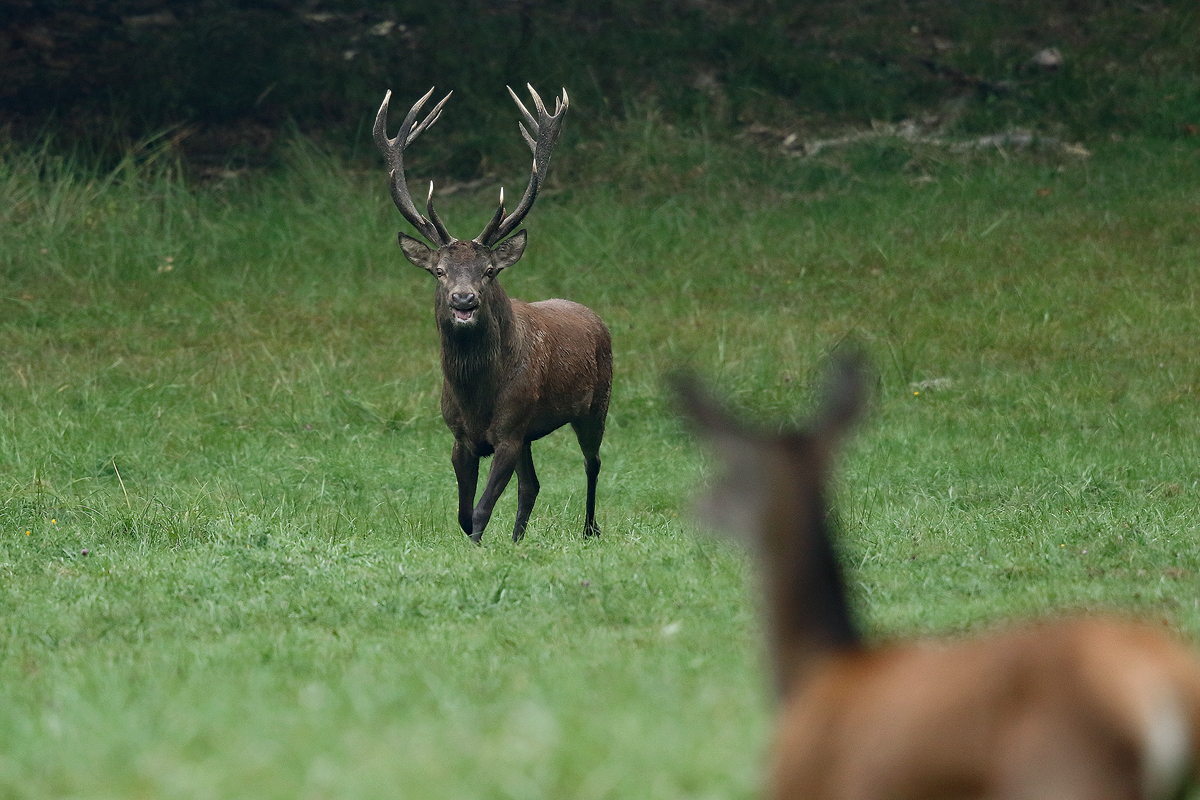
[2,1,1197,174]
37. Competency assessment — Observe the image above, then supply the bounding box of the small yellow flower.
[51,519,57,524]
[26,530,31,536]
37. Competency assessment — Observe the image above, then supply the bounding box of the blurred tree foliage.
[2,1,1198,171]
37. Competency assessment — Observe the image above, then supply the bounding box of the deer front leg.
[451,440,480,539]
[469,439,522,543]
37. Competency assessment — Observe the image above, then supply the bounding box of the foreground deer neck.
[756,451,862,697]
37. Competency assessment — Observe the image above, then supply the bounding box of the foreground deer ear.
[399,232,437,273]
[813,352,870,447]
[670,373,774,546]
[491,230,528,272]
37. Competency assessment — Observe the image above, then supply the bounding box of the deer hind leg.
[451,440,480,539]
[512,441,540,542]
[572,418,604,537]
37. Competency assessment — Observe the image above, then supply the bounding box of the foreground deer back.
[376,86,611,544]
[675,355,1200,800]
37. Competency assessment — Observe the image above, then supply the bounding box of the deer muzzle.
[449,291,479,324]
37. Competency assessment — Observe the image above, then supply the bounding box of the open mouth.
[452,307,477,323]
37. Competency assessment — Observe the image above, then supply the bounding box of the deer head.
[673,354,871,695]
[374,85,568,333]
[399,235,527,335]
[673,354,869,558]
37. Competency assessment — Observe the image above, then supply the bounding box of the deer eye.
[484,267,495,278]
[435,267,446,277]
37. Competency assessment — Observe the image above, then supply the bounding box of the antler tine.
[405,91,451,147]
[372,89,398,150]
[374,87,455,246]
[508,85,538,139]
[475,85,569,246]
[426,180,453,244]
[508,86,539,152]
[527,83,546,114]
[475,187,507,248]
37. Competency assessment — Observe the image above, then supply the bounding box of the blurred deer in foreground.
[375,85,611,543]
[674,354,1200,800]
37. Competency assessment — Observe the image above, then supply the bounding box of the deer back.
[770,617,1200,800]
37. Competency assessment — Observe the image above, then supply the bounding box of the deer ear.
[813,351,870,448]
[399,232,437,273]
[491,230,527,272]
[670,373,773,546]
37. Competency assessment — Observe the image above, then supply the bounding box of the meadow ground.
[2,128,1200,798]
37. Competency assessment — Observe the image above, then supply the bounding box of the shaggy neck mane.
[439,283,518,392]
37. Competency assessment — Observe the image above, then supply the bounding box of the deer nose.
[450,291,478,310]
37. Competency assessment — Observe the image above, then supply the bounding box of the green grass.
[2,129,1200,798]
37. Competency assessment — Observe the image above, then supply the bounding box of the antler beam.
[474,84,569,247]
[374,87,455,246]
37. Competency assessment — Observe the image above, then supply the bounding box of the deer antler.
[374,87,455,246]
[475,84,569,247]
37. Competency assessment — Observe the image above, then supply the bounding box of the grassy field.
[3,128,1200,798]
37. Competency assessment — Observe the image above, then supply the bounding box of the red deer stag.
[375,85,611,544]
[674,355,1200,800]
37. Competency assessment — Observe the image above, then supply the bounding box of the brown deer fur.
[674,356,1200,800]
